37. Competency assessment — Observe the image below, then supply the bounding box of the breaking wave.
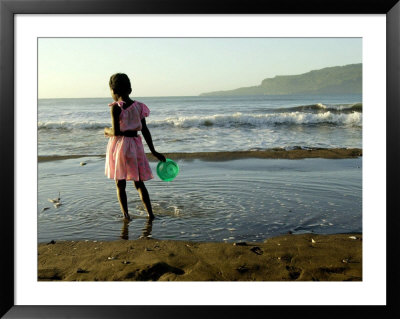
[282,102,362,113]
[38,110,362,131]
[38,121,110,131]
[149,111,362,128]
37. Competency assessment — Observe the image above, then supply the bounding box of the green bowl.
[156,158,179,182]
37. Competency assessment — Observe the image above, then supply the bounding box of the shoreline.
[38,147,362,163]
[38,233,362,281]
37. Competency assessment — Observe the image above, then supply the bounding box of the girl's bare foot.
[124,214,131,221]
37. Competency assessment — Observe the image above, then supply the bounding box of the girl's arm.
[141,118,166,162]
[104,104,122,137]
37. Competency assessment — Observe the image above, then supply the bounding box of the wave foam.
[149,111,362,128]
[38,121,109,130]
[286,102,362,113]
[38,110,362,131]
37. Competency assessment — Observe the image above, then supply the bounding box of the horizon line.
[38,94,200,100]
[38,92,363,100]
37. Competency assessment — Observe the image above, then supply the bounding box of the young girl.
[104,73,165,220]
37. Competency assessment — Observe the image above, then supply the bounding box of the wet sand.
[38,147,362,162]
[38,233,362,281]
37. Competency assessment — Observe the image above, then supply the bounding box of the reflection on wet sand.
[120,218,153,240]
[141,218,153,239]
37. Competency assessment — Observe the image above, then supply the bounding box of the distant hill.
[200,63,362,96]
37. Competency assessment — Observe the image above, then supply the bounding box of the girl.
[104,73,165,220]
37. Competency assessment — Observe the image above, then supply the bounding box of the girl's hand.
[152,151,166,162]
[104,127,111,137]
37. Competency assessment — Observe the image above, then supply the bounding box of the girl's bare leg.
[115,179,130,220]
[134,181,155,220]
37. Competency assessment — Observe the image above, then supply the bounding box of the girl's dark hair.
[109,73,132,95]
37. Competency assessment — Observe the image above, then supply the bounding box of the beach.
[38,233,362,281]
[38,149,362,282]
[38,151,363,281]
[38,153,362,244]
[38,95,363,281]
[38,147,362,162]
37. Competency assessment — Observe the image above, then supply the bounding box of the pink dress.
[105,100,154,181]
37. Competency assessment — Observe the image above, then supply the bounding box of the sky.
[38,38,362,99]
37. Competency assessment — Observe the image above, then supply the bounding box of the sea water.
[38,94,362,157]
[38,94,362,243]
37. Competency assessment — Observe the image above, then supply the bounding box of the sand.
[38,233,362,281]
[37,147,362,162]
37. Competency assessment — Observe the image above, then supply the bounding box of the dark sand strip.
[38,148,362,163]
[38,233,362,281]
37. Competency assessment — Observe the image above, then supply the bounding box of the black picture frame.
[1,0,399,318]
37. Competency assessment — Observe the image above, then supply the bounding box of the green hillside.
[200,63,362,96]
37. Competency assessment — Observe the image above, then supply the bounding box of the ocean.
[38,94,362,243]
